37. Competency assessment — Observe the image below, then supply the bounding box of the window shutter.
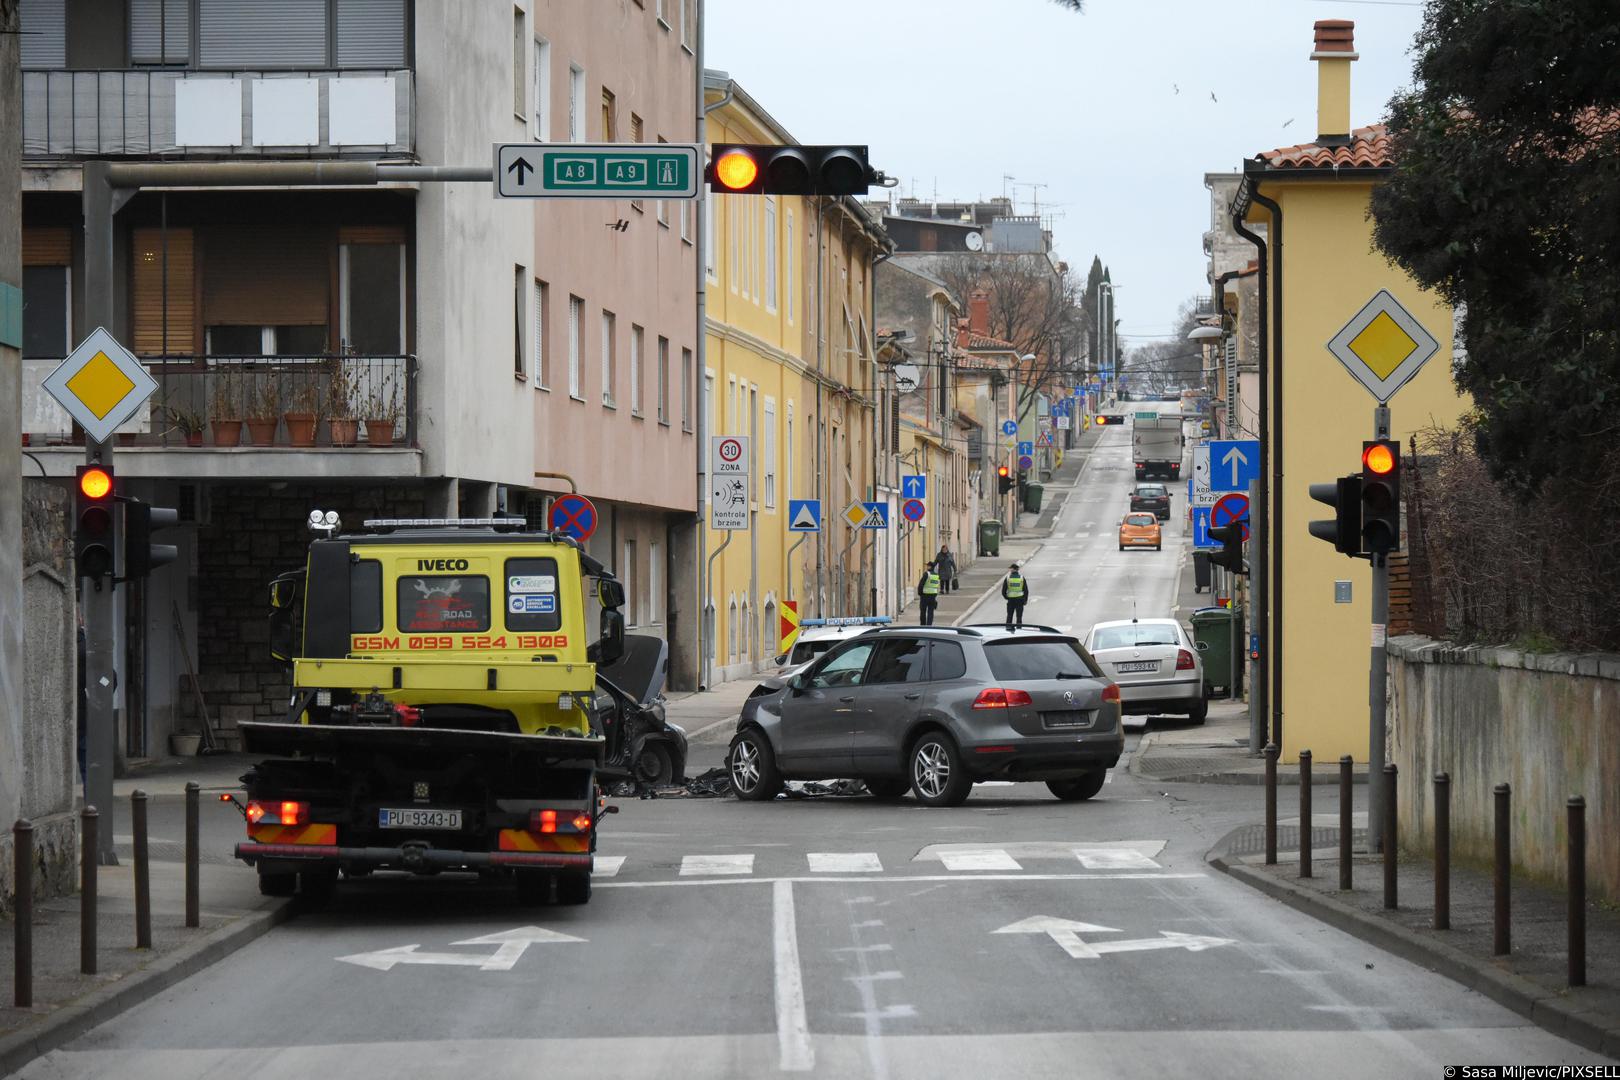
[129,0,191,65]
[199,0,328,67]
[336,0,407,67]
[132,228,197,355]
[201,226,330,329]
[22,227,71,266]
[19,0,66,69]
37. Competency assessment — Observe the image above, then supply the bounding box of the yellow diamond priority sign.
[41,327,158,444]
[841,501,869,529]
[1325,289,1440,403]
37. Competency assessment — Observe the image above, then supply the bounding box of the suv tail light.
[972,687,1034,710]
[1101,684,1121,705]
[1176,649,1196,671]
[245,799,308,826]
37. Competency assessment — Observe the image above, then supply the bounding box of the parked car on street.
[1081,618,1206,723]
[1130,483,1171,520]
[1118,513,1162,551]
[729,626,1123,806]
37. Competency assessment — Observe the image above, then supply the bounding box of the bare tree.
[1123,298,1205,398]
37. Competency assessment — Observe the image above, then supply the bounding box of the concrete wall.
[1388,635,1620,903]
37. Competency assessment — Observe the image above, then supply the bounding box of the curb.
[0,897,295,1076]
[954,541,1046,627]
[1133,764,1370,787]
[1206,832,1620,1059]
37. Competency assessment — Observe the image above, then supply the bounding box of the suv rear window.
[1136,485,1166,497]
[983,638,1100,681]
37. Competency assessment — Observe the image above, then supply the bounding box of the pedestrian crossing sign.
[778,601,800,655]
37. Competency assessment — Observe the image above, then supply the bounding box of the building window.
[600,310,616,407]
[681,348,693,431]
[622,540,638,628]
[130,0,190,65]
[21,264,70,358]
[568,295,584,399]
[568,64,585,142]
[680,0,692,49]
[764,196,778,312]
[600,87,617,141]
[763,398,777,508]
[656,136,670,227]
[785,210,795,323]
[630,324,644,415]
[534,279,549,389]
[749,386,759,504]
[657,336,670,424]
[648,540,661,626]
[513,265,526,379]
[629,113,645,211]
[656,0,668,27]
[532,37,551,140]
[681,191,692,242]
[704,371,715,449]
[513,6,526,118]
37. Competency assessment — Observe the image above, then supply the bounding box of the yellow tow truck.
[234,513,633,905]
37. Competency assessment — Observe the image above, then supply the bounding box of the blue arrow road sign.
[860,502,889,529]
[902,474,927,500]
[1191,506,1218,549]
[1017,440,1033,457]
[1001,420,1018,436]
[1210,439,1260,493]
[787,499,822,532]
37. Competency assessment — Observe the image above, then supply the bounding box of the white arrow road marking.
[1090,931,1234,956]
[993,916,1122,960]
[337,926,586,972]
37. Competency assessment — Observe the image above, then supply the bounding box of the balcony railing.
[22,69,413,159]
[21,354,417,449]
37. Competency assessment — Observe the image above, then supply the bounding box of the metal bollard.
[1493,782,1511,956]
[185,782,201,929]
[13,820,33,1008]
[1299,750,1313,879]
[1569,795,1586,987]
[1339,755,1353,891]
[1382,763,1398,910]
[1434,772,1450,930]
[81,805,98,975]
[132,790,151,949]
[1264,743,1278,865]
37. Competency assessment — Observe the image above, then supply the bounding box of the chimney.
[968,291,990,335]
[1311,19,1357,143]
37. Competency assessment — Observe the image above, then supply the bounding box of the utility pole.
[1,0,28,848]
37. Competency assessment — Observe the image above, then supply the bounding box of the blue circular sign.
[548,493,599,541]
[1001,420,1018,436]
[902,498,926,523]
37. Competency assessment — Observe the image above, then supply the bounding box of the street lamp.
[1097,282,1120,398]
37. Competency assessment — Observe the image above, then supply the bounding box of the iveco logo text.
[417,558,471,571]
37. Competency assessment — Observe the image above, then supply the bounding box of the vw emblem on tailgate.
[1063,691,1074,705]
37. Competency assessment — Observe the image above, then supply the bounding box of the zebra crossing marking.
[938,849,1022,872]
[680,853,755,876]
[808,852,883,873]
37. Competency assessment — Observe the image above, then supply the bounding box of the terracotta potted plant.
[210,375,243,447]
[327,361,360,447]
[364,375,403,447]
[245,376,280,446]
[283,384,321,448]
[164,403,207,448]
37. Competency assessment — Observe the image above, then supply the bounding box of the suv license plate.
[378,808,463,830]
[1116,661,1158,673]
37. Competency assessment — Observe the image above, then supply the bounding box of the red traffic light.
[79,466,113,500]
[713,148,759,192]
[1363,442,1396,476]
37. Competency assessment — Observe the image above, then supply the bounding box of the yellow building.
[700,75,890,684]
[1235,20,1472,760]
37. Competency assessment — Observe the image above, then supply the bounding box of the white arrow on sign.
[1221,445,1250,488]
[337,925,587,972]
[992,917,1232,960]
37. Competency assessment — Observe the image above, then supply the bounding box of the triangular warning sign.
[791,503,818,530]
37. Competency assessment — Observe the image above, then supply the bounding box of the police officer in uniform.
[1002,563,1029,629]
[917,561,942,626]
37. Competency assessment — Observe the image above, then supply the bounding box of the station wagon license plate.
[378,808,463,830]
[1116,661,1158,673]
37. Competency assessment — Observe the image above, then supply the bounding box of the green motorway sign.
[495,142,700,200]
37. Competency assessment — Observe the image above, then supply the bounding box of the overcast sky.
[705,0,1426,350]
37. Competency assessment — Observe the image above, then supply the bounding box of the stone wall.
[1388,635,1620,903]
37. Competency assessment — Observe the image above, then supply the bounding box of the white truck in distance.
[1132,413,1185,481]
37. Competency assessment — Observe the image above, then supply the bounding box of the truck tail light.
[572,814,593,833]
[245,799,309,826]
[395,704,422,728]
[1101,684,1121,705]
[528,808,591,834]
[1176,650,1196,671]
[972,687,1033,709]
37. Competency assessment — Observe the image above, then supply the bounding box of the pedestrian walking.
[1002,563,1029,630]
[917,561,942,626]
[934,544,958,594]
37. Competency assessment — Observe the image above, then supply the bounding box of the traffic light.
[997,464,1014,496]
[1208,523,1246,575]
[124,500,180,581]
[1361,439,1401,555]
[707,144,876,196]
[74,465,117,582]
[1308,475,1363,556]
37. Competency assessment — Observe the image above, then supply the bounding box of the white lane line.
[594,872,1205,890]
[680,853,755,876]
[938,849,1022,872]
[809,852,883,874]
[1074,849,1160,870]
[593,855,627,878]
[773,880,814,1072]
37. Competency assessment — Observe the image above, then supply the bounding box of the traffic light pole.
[1367,405,1391,853]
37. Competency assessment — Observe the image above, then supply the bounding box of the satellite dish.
[893,364,922,393]
[964,231,984,252]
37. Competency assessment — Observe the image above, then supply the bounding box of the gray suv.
[727,626,1123,807]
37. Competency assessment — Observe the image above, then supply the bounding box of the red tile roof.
[1261,123,1393,169]
[957,327,1017,351]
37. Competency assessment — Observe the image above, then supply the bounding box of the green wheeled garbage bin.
[1189,606,1244,696]
[977,519,1003,557]
[1023,482,1044,514]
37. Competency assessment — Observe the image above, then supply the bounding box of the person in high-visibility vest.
[917,561,942,626]
[1001,563,1029,630]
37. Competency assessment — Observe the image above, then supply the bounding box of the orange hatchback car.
[1117,512,1162,551]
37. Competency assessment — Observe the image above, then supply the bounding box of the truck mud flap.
[236,842,592,873]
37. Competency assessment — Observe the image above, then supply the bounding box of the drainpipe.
[871,245,892,617]
[532,470,577,494]
[1231,187,1270,756]
[1247,186,1284,752]
[695,22,718,690]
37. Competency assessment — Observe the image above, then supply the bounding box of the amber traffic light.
[707,144,876,196]
[997,464,1014,496]
[1360,440,1401,555]
[75,465,117,580]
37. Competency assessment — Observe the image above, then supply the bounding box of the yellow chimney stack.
[1311,19,1357,141]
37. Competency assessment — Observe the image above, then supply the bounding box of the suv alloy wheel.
[909,732,972,807]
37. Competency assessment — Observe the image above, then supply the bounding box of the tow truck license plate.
[378,808,463,830]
